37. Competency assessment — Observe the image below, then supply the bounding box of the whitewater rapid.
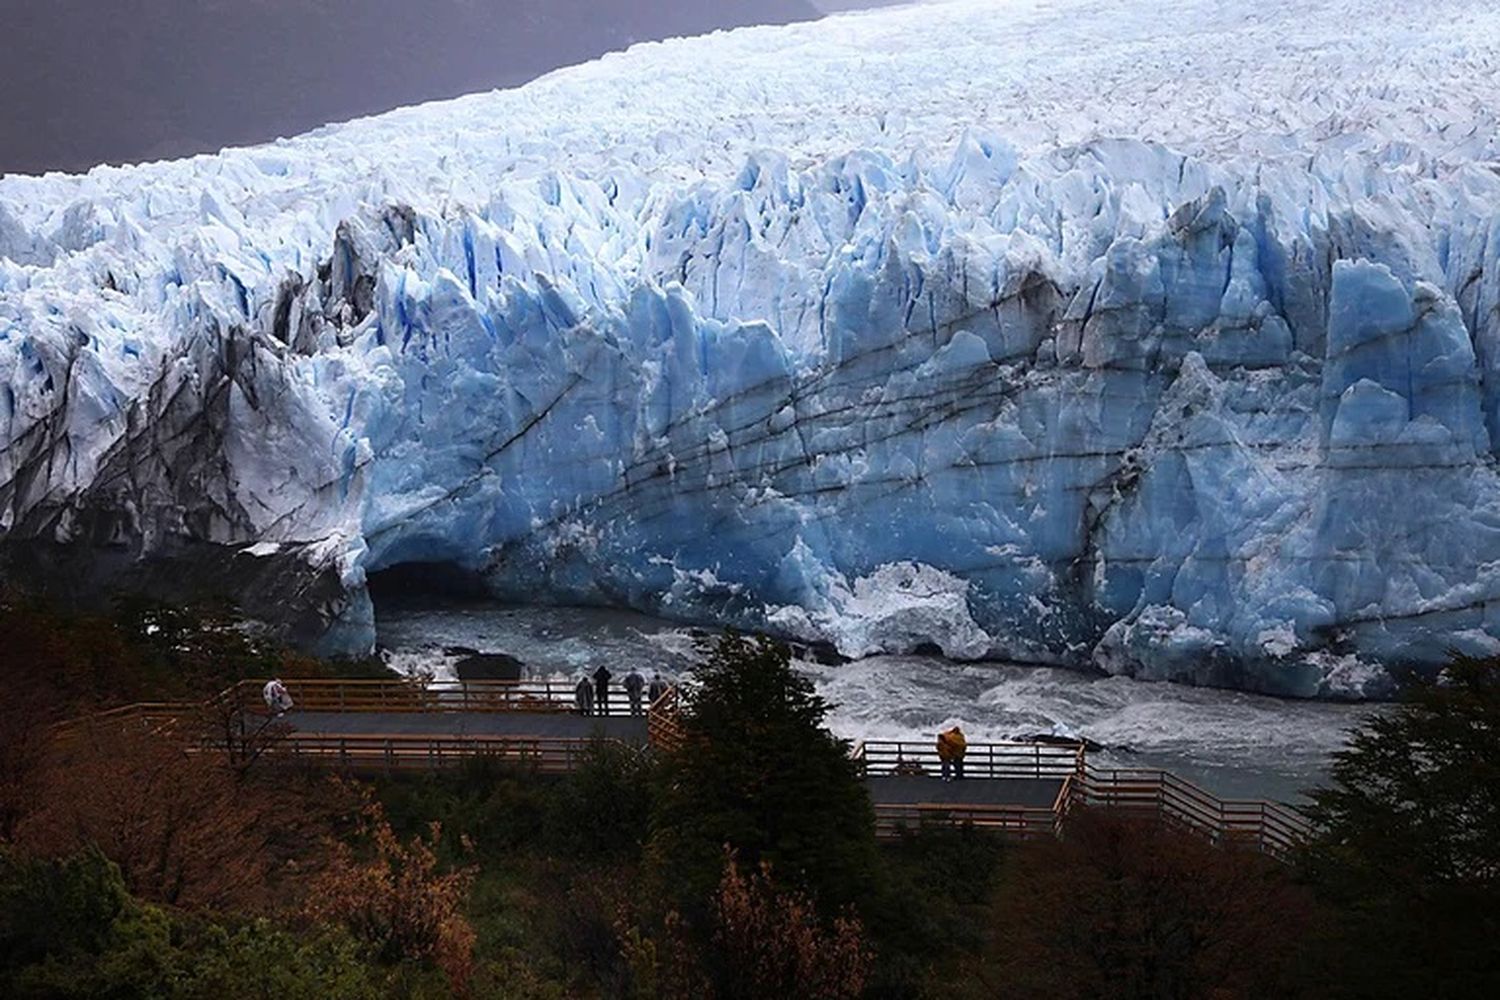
[376,599,1372,802]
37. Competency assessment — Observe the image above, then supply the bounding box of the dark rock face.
[0,319,368,651]
[453,652,526,681]
[0,536,362,653]
[789,641,852,667]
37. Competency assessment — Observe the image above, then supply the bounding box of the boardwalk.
[282,709,649,743]
[60,677,1312,858]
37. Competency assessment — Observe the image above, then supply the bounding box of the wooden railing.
[51,684,1312,858]
[1069,766,1312,860]
[852,739,1085,779]
[220,677,652,717]
[647,685,687,752]
[853,741,1308,859]
[54,677,675,773]
[872,774,1075,841]
[50,701,198,742]
[272,732,616,774]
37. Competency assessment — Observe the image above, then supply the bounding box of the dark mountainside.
[0,0,821,176]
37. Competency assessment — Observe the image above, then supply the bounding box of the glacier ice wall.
[5,0,1500,695]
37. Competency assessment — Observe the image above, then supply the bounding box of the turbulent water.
[376,599,1373,803]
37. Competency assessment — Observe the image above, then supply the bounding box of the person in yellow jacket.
[936,725,967,781]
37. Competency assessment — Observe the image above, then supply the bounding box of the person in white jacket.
[263,678,294,717]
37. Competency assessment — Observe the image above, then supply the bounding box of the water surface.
[377,598,1374,803]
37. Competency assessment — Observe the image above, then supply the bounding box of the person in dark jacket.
[574,674,595,716]
[647,672,669,705]
[593,665,613,716]
[624,669,646,716]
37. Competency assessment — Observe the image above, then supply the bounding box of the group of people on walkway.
[574,666,668,717]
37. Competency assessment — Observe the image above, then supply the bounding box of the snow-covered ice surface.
[377,601,1372,802]
[6,0,1500,695]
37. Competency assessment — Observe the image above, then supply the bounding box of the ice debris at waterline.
[5,0,1500,696]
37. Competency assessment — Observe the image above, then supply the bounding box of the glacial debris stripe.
[4,0,1500,696]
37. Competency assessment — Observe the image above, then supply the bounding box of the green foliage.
[544,740,656,861]
[863,827,1007,998]
[1300,655,1500,997]
[990,813,1320,1000]
[0,846,134,970]
[0,848,380,999]
[378,757,550,864]
[648,633,880,919]
[0,592,383,722]
[374,752,657,995]
[167,921,382,1000]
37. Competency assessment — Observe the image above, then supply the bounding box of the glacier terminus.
[5,0,1500,697]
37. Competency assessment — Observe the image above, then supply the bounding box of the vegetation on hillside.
[2,599,1498,997]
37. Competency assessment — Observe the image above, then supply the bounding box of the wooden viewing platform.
[53,677,1312,860]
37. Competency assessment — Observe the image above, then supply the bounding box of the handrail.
[219,677,653,717]
[854,739,1085,779]
[268,732,623,774]
[55,688,1312,857]
[856,740,1309,859]
[872,801,1058,840]
[1071,765,1312,859]
[647,685,687,752]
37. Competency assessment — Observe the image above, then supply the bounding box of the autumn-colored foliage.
[613,850,874,1000]
[0,683,59,844]
[303,788,477,993]
[15,725,302,912]
[710,850,873,1000]
[616,905,709,1000]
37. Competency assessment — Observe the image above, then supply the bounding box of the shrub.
[709,852,873,1000]
[304,792,477,993]
[1,849,379,999]
[969,812,1318,1000]
[545,739,655,861]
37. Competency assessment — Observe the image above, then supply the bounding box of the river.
[376,597,1376,804]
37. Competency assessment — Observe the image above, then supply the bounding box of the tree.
[15,724,326,912]
[1299,655,1500,997]
[0,680,61,843]
[968,812,1319,1000]
[647,633,880,919]
[192,684,293,777]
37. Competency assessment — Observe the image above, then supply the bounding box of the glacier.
[5,0,1500,696]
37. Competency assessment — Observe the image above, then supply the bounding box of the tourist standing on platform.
[624,669,646,716]
[593,665,613,716]
[937,725,967,781]
[647,672,668,705]
[575,674,595,716]
[263,678,293,717]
